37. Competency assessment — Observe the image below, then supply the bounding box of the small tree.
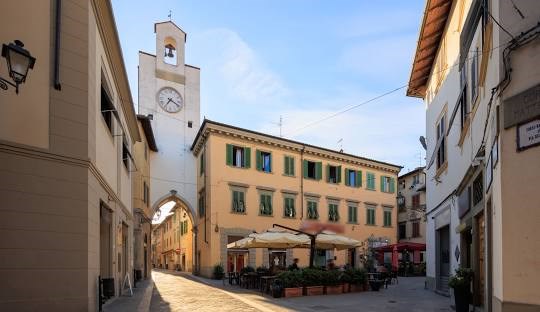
[212,263,225,280]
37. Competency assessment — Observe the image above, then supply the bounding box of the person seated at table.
[288,258,300,271]
[326,259,336,270]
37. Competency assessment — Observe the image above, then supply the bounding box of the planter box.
[342,283,350,293]
[369,280,383,291]
[350,284,364,292]
[283,287,303,298]
[325,285,343,295]
[304,286,324,296]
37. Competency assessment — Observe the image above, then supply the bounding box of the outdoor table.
[259,276,276,294]
[367,272,381,280]
[244,272,259,289]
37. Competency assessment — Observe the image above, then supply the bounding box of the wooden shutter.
[337,166,342,183]
[356,171,362,187]
[303,160,308,178]
[345,169,350,186]
[226,144,233,165]
[244,147,251,168]
[256,150,262,171]
[289,157,294,176]
[316,162,322,180]
[389,177,395,193]
[284,156,290,175]
[380,176,385,192]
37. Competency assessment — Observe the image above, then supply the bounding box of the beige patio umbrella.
[226,228,310,249]
[314,231,362,250]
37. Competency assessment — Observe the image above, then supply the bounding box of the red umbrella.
[391,245,399,271]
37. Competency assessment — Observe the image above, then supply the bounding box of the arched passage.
[150,190,198,274]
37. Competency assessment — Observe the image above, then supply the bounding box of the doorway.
[476,212,485,306]
[436,225,450,292]
[347,248,356,267]
[100,203,112,277]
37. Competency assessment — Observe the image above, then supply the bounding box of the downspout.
[300,145,305,220]
[53,0,62,90]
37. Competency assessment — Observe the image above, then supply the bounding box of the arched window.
[163,37,177,65]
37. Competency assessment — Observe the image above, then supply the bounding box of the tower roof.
[154,21,187,42]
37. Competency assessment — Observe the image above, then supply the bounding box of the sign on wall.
[504,84,540,128]
[517,118,540,151]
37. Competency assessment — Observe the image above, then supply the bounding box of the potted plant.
[340,269,353,293]
[322,270,343,295]
[277,271,303,297]
[449,268,473,312]
[349,268,367,292]
[212,263,225,280]
[301,268,324,296]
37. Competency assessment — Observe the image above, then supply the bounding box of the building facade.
[191,120,401,278]
[0,0,141,310]
[132,115,158,280]
[407,0,540,310]
[397,167,426,245]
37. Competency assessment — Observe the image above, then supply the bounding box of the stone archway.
[150,190,198,274]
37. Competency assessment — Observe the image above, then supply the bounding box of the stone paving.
[149,269,452,312]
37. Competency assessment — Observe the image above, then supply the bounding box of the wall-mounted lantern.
[1,40,36,94]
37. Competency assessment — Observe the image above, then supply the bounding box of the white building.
[407,0,540,311]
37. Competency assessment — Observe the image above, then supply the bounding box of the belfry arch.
[151,190,198,274]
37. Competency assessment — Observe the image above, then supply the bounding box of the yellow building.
[152,202,193,271]
[191,120,401,277]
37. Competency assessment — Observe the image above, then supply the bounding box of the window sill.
[228,164,249,170]
[366,188,376,191]
[365,223,376,226]
[307,218,319,221]
[347,222,358,225]
[328,220,340,223]
[383,225,393,228]
[283,215,296,219]
[283,174,296,178]
[257,170,273,174]
[230,211,247,215]
[258,214,274,217]
[458,117,471,147]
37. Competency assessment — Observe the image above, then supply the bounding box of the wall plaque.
[504,84,540,128]
[517,118,540,151]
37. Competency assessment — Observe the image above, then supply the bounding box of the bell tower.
[138,21,200,218]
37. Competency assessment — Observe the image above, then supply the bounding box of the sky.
[112,0,427,180]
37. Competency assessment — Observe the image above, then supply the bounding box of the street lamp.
[1,40,36,94]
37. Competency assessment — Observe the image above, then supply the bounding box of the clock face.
[157,87,183,113]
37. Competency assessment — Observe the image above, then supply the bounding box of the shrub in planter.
[256,266,270,276]
[301,268,324,296]
[449,268,473,312]
[345,268,367,291]
[322,270,343,295]
[340,270,353,293]
[278,271,303,297]
[212,263,225,280]
[239,266,255,275]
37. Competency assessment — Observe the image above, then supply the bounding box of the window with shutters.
[383,210,392,227]
[366,205,376,225]
[347,205,358,224]
[328,203,339,222]
[471,47,479,105]
[307,200,319,220]
[399,222,407,239]
[412,221,420,237]
[231,189,246,213]
[256,150,272,173]
[366,172,376,190]
[345,169,362,187]
[303,160,322,180]
[412,194,420,209]
[198,192,205,217]
[472,173,483,206]
[436,113,447,171]
[326,164,341,184]
[200,150,205,175]
[143,181,149,205]
[122,136,130,170]
[284,155,295,176]
[226,144,251,168]
[259,193,273,216]
[381,176,395,193]
[101,84,114,134]
[283,197,296,218]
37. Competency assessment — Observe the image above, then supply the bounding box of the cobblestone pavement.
[150,270,452,312]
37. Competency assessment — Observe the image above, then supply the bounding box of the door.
[100,205,112,277]
[347,248,356,267]
[437,225,450,292]
[236,254,244,272]
[477,212,485,306]
[144,247,148,278]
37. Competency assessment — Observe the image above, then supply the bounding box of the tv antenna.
[168,10,172,21]
[270,116,283,137]
[337,138,343,152]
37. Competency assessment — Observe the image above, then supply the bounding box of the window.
[303,160,322,180]
[101,84,114,133]
[383,210,392,227]
[307,201,318,220]
[328,203,339,222]
[366,205,375,225]
[345,169,362,187]
[198,193,205,217]
[284,197,296,218]
[259,193,273,216]
[436,114,447,170]
[231,190,246,213]
[399,223,407,239]
[144,143,148,160]
[200,151,205,176]
[470,48,479,104]
[226,144,251,168]
[380,176,395,193]
[188,121,193,128]
[472,173,483,206]
[412,221,420,238]
[122,137,130,170]
[163,38,177,65]
[143,182,149,205]
[412,194,420,209]
[459,68,469,130]
[284,156,295,176]
[326,165,341,184]
[180,220,188,235]
[256,150,272,173]
[412,174,420,186]
[347,205,358,223]
[366,172,376,190]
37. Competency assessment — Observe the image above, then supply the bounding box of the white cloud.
[152,201,176,224]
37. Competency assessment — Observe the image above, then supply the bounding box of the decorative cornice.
[304,192,321,198]
[326,196,342,202]
[346,199,361,204]
[256,186,276,192]
[364,201,378,206]
[228,182,249,188]
[281,189,299,195]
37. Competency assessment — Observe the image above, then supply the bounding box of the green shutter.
[337,166,342,183]
[344,169,350,186]
[389,177,395,193]
[244,147,251,168]
[290,157,295,176]
[303,160,308,178]
[326,164,330,182]
[226,144,233,165]
[284,156,289,175]
[380,176,385,192]
[357,171,362,187]
[256,150,262,171]
[267,195,272,214]
[316,162,322,180]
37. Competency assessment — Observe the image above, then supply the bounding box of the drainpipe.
[300,145,305,220]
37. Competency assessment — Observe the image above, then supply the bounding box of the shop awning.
[372,242,426,253]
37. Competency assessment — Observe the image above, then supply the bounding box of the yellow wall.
[194,124,400,277]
